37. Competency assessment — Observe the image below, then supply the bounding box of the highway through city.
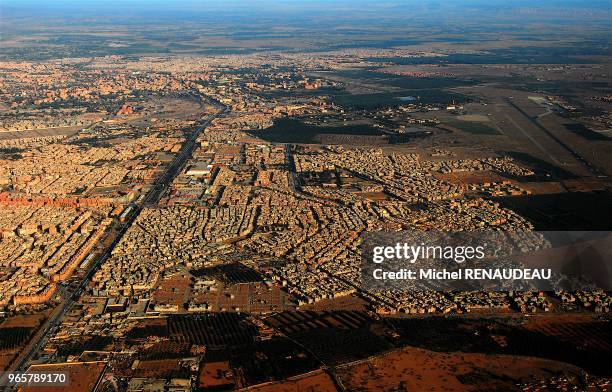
[5,101,227,388]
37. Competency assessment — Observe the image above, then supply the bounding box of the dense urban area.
[0,1,611,391]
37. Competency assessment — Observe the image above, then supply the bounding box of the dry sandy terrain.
[335,346,584,391]
[243,369,338,392]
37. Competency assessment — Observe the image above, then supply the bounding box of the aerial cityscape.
[0,1,610,391]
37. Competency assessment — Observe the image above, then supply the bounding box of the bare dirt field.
[244,369,337,392]
[335,346,584,392]
[435,170,509,185]
[22,361,107,392]
[519,181,566,195]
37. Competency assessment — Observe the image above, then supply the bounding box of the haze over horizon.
[2,0,611,18]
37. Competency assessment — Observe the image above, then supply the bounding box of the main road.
[5,100,227,385]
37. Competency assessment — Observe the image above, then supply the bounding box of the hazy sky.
[2,0,609,26]
[4,0,610,10]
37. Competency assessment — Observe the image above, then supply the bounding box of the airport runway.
[505,98,604,177]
